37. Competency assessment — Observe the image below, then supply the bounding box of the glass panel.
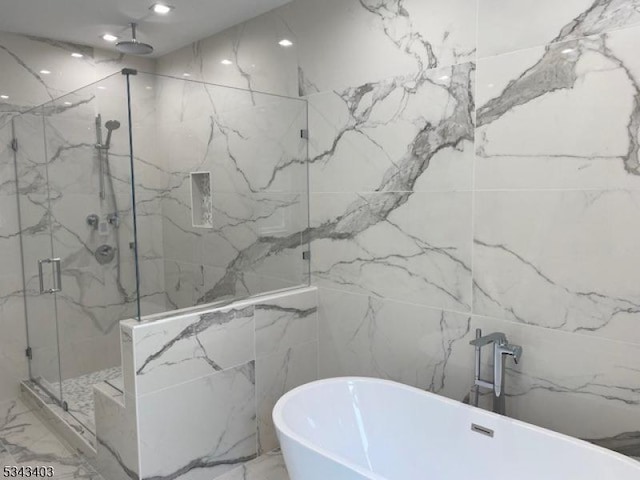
[132,72,310,317]
[13,109,62,403]
[39,73,134,431]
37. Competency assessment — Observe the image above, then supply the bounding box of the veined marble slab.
[476,25,640,190]
[478,0,640,57]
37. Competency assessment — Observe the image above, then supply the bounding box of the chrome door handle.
[51,258,62,293]
[38,259,46,294]
[37,258,62,294]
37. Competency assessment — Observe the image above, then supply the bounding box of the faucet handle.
[510,345,523,364]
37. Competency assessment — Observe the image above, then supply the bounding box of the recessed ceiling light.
[439,75,449,81]
[97,86,107,90]
[182,73,191,77]
[151,3,174,14]
[0,95,8,100]
[278,39,293,47]
[63,101,72,105]
[40,70,51,75]
[221,59,233,65]
[102,34,118,42]
[71,52,83,58]
[562,48,575,54]
[145,86,153,90]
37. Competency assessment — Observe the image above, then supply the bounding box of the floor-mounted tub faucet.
[469,329,522,415]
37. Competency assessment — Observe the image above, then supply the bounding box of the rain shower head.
[116,23,154,56]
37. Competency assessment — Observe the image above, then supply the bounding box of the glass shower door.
[16,73,138,430]
[13,109,63,403]
[40,74,135,429]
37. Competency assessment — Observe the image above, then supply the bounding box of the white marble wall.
[113,287,317,480]
[155,0,640,457]
[151,66,309,311]
[0,119,27,404]
[4,0,640,461]
[0,31,157,400]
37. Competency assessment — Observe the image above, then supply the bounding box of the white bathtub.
[273,377,640,480]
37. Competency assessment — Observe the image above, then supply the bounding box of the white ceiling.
[0,0,292,57]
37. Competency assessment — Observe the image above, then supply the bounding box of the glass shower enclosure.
[9,69,310,433]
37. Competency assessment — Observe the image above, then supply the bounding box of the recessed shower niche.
[190,171,214,228]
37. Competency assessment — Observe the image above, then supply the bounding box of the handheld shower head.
[104,120,121,149]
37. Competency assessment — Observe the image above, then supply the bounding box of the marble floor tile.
[0,441,16,467]
[0,399,102,479]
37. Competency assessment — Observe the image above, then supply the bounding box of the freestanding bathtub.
[273,377,640,480]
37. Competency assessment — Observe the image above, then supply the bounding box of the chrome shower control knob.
[86,214,99,229]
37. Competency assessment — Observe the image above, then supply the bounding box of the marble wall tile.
[95,384,139,480]
[115,288,318,480]
[253,288,318,452]
[158,0,477,97]
[478,0,640,58]
[155,82,307,196]
[163,260,207,311]
[156,11,299,97]
[0,194,28,403]
[476,26,640,190]
[153,66,309,310]
[215,451,288,480]
[307,62,475,194]
[254,288,317,357]
[474,190,640,344]
[318,287,472,400]
[256,340,318,453]
[0,123,17,194]
[133,305,255,396]
[121,325,136,398]
[137,362,258,480]
[311,191,472,312]
[280,0,477,94]
[0,33,95,109]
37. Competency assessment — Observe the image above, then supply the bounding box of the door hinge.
[25,347,32,359]
[62,401,69,412]
[300,129,309,140]
[11,138,18,152]
[302,250,310,260]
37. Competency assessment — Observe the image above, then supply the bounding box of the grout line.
[476,19,640,61]
[316,285,640,350]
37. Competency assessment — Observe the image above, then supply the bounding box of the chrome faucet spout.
[470,329,523,411]
[494,341,522,397]
[470,332,506,347]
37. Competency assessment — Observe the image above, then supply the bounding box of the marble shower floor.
[0,398,102,478]
[46,367,122,434]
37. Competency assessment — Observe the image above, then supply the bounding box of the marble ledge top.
[121,285,316,330]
